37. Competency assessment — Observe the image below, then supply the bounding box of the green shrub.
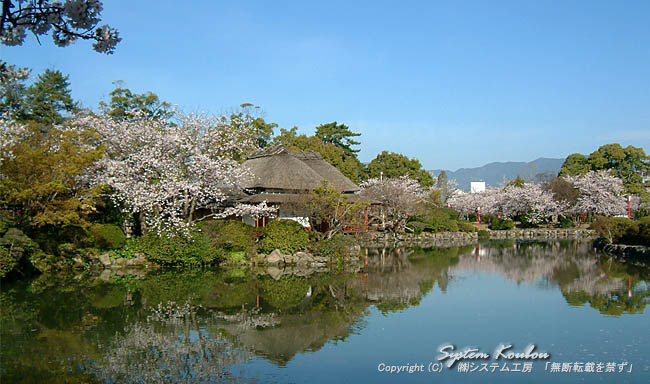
[139,230,222,266]
[635,216,650,246]
[0,246,19,278]
[0,228,42,278]
[620,216,650,246]
[198,220,260,252]
[223,250,247,265]
[591,216,635,243]
[311,234,357,260]
[412,208,461,233]
[558,216,574,228]
[491,218,514,230]
[258,219,310,254]
[482,214,497,227]
[478,230,490,239]
[0,220,10,236]
[457,220,477,232]
[89,224,126,250]
[408,221,428,235]
[111,237,142,260]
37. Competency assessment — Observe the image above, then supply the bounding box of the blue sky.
[3,0,649,170]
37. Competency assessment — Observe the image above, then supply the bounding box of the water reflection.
[1,240,648,383]
[448,240,650,316]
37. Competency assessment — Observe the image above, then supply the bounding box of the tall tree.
[0,0,120,53]
[0,119,104,229]
[228,103,277,148]
[0,60,29,120]
[559,153,590,176]
[99,83,173,121]
[314,121,361,157]
[587,144,649,194]
[85,112,258,235]
[271,126,366,183]
[25,69,77,125]
[560,144,649,197]
[367,151,434,187]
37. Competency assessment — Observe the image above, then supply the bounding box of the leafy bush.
[197,220,260,252]
[412,208,462,233]
[0,220,11,236]
[0,228,42,278]
[0,246,19,278]
[89,223,126,250]
[111,237,142,260]
[457,220,477,232]
[491,218,514,230]
[258,220,310,254]
[408,221,428,235]
[139,231,222,266]
[481,214,497,227]
[478,230,490,239]
[619,216,650,246]
[311,234,357,260]
[591,216,635,243]
[558,216,574,228]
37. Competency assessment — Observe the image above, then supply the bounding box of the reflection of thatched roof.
[241,145,359,193]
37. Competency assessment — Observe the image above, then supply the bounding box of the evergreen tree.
[367,151,434,187]
[99,84,174,121]
[315,122,361,157]
[25,69,78,125]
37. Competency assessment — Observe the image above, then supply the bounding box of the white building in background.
[470,181,486,193]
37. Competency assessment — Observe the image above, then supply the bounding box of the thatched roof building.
[241,145,360,194]
[238,145,364,228]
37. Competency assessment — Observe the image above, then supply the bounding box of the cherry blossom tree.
[448,188,501,218]
[76,112,259,235]
[566,170,627,217]
[449,183,561,224]
[0,114,25,169]
[497,183,562,224]
[1,0,120,54]
[358,176,425,232]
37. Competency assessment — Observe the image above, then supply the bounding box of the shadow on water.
[1,240,648,382]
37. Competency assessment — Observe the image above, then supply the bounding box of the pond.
[1,240,649,383]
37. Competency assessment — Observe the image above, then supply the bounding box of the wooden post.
[256,217,259,227]
[262,216,266,227]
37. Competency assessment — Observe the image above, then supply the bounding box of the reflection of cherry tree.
[84,301,253,383]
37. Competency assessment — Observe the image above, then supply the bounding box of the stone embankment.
[359,229,597,248]
[252,247,363,279]
[593,238,650,260]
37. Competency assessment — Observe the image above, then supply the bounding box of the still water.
[1,240,649,383]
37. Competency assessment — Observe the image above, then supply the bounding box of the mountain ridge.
[432,157,565,191]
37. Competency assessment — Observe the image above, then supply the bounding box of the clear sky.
[3,0,649,171]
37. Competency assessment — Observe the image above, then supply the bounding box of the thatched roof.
[239,192,379,205]
[241,145,360,193]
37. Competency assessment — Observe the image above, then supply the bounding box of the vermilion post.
[628,195,632,219]
[477,207,481,231]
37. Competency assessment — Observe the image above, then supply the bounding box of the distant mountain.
[432,157,565,192]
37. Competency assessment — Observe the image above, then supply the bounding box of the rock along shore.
[358,229,597,248]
